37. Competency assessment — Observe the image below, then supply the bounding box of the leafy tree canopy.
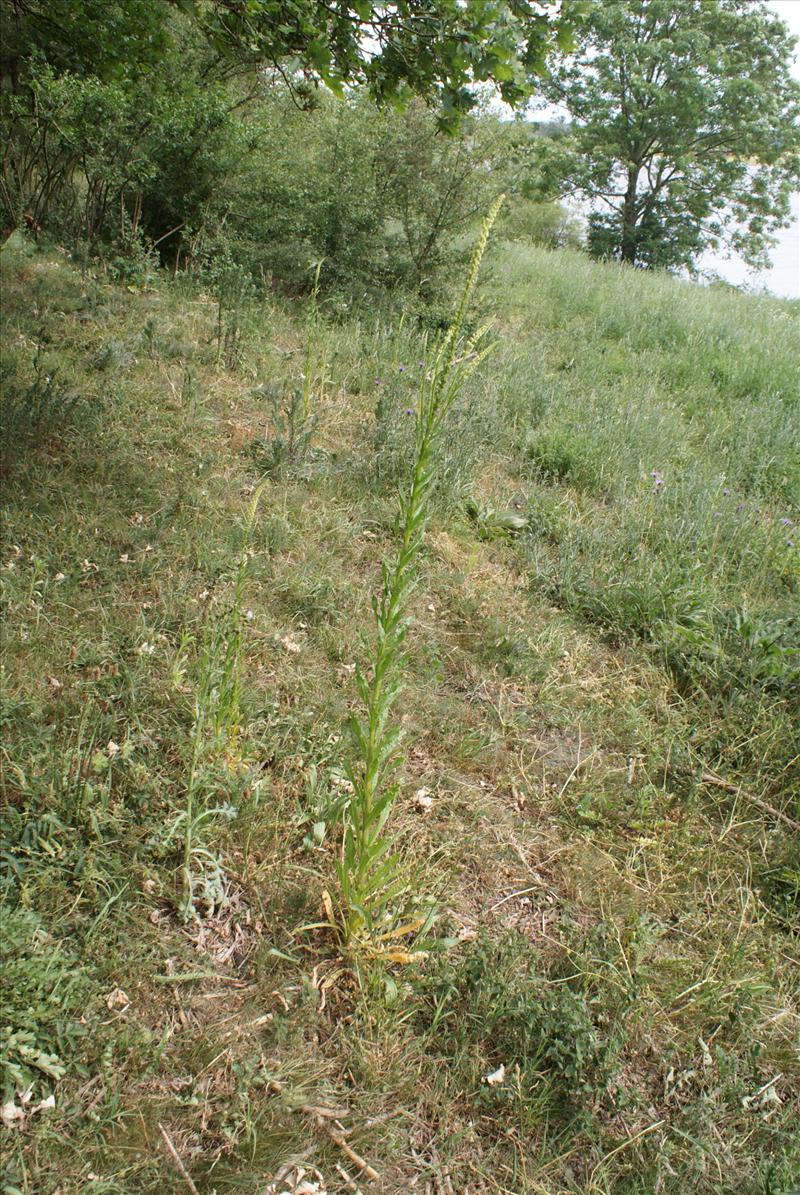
[1,0,173,85]
[2,1,582,128]
[540,0,800,269]
[184,0,582,128]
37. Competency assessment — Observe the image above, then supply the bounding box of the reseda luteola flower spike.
[335,196,505,957]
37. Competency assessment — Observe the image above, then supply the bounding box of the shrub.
[502,199,584,250]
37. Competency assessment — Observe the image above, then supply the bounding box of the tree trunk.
[620,167,639,264]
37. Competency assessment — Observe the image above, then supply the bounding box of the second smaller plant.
[249,263,329,477]
[1,345,84,467]
[171,481,266,921]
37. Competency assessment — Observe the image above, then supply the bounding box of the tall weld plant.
[336,196,504,957]
[176,480,265,921]
[301,261,327,427]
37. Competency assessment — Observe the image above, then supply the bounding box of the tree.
[194,0,579,128]
[541,0,800,269]
[2,1,579,124]
[0,0,172,90]
[0,0,579,240]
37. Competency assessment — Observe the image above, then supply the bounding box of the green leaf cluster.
[0,908,87,1101]
[194,0,578,128]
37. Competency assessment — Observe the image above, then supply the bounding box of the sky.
[768,0,800,46]
[708,0,800,298]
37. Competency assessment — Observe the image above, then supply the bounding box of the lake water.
[562,191,800,300]
[698,192,800,299]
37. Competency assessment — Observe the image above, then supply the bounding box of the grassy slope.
[1,235,798,1195]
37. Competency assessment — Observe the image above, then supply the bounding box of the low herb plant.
[413,926,634,1129]
[334,197,504,957]
[0,345,85,468]
[0,908,87,1103]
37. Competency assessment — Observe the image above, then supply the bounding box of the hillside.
[1,232,799,1194]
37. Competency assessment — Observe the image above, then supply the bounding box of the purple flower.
[398,364,405,372]
[374,378,382,387]
[418,360,425,369]
[723,488,730,497]
[779,517,794,527]
[405,408,413,415]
